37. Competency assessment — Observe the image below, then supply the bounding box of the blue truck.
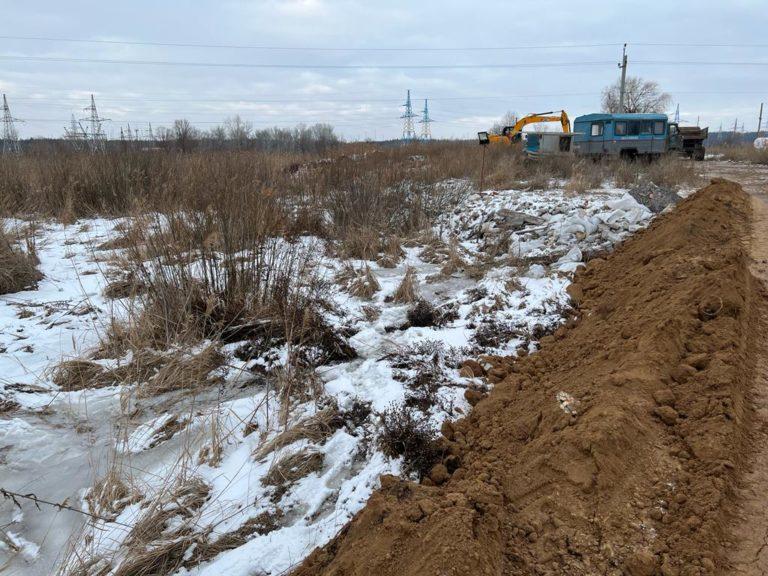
[570,113,707,161]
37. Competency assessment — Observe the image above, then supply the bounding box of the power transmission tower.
[419,99,433,140]
[758,103,764,138]
[618,44,628,113]
[674,103,680,124]
[63,114,87,151]
[80,94,109,153]
[401,90,417,141]
[1,94,22,154]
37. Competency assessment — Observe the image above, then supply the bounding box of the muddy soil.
[293,179,764,576]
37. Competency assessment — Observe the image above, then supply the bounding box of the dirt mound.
[293,179,762,576]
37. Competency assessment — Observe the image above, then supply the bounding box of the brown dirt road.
[294,167,768,576]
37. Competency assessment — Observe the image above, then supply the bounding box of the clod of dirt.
[653,405,679,425]
[293,180,760,576]
[652,388,676,407]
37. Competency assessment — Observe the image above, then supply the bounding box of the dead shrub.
[474,320,524,349]
[378,403,444,479]
[407,299,437,328]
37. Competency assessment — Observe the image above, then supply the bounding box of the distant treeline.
[707,131,762,146]
[15,117,341,154]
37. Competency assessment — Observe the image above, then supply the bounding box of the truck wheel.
[694,149,705,161]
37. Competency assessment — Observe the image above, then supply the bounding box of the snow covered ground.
[0,184,655,575]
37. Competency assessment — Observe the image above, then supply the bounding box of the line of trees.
[151,116,340,153]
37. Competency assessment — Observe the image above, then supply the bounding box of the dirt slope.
[294,179,762,576]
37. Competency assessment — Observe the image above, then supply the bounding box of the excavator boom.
[479,110,570,145]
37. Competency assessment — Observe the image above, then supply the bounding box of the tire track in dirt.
[293,178,762,576]
[728,190,768,575]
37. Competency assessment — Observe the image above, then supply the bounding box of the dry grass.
[138,345,223,397]
[713,144,768,164]
[337,263,380,299]
[187,510,284,564]
[110,477,210,576]
[254,405,342,460]
[52,360,114,391]
[85,465,139,521]
[0,226,41,295]
[263,448,324,486]
[392,266,419,304]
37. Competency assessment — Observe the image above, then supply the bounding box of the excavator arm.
[479,110,570,145]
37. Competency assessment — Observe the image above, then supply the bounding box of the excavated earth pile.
[294,179,764,576]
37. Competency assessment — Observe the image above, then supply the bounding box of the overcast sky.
[1,0,767,140]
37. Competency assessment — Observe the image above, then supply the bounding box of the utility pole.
[1,94,22,154]
[418,99,433,140]
[758,103,764,138]
[400,90,417,141]
[674,103,680,124]
[696,115,700,127]
[618,43,628,113]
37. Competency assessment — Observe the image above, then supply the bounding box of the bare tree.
[224,115,253,149]
[489,111,518,134]
[601,77,672,114]
[172,119,199,152]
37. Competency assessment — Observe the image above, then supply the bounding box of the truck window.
[653,121,665,135]
[626,121,653,136]
[615,121,627,135]
[591,123,603,136]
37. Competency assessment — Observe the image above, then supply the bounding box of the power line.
[0,35,624,51]
[7,89,767,108]
[3,35,768,51]
[0,55,618,69]
[2,54,768,71]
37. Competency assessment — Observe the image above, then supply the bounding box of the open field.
[2,145,768,576]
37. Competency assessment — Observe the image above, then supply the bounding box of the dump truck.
[669,125,708,160]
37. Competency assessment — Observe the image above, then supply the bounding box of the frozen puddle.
[0,185,654,575]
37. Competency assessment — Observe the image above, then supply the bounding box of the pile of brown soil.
[294,179,762,576]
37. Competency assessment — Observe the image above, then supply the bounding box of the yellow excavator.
[478,110,571,145]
